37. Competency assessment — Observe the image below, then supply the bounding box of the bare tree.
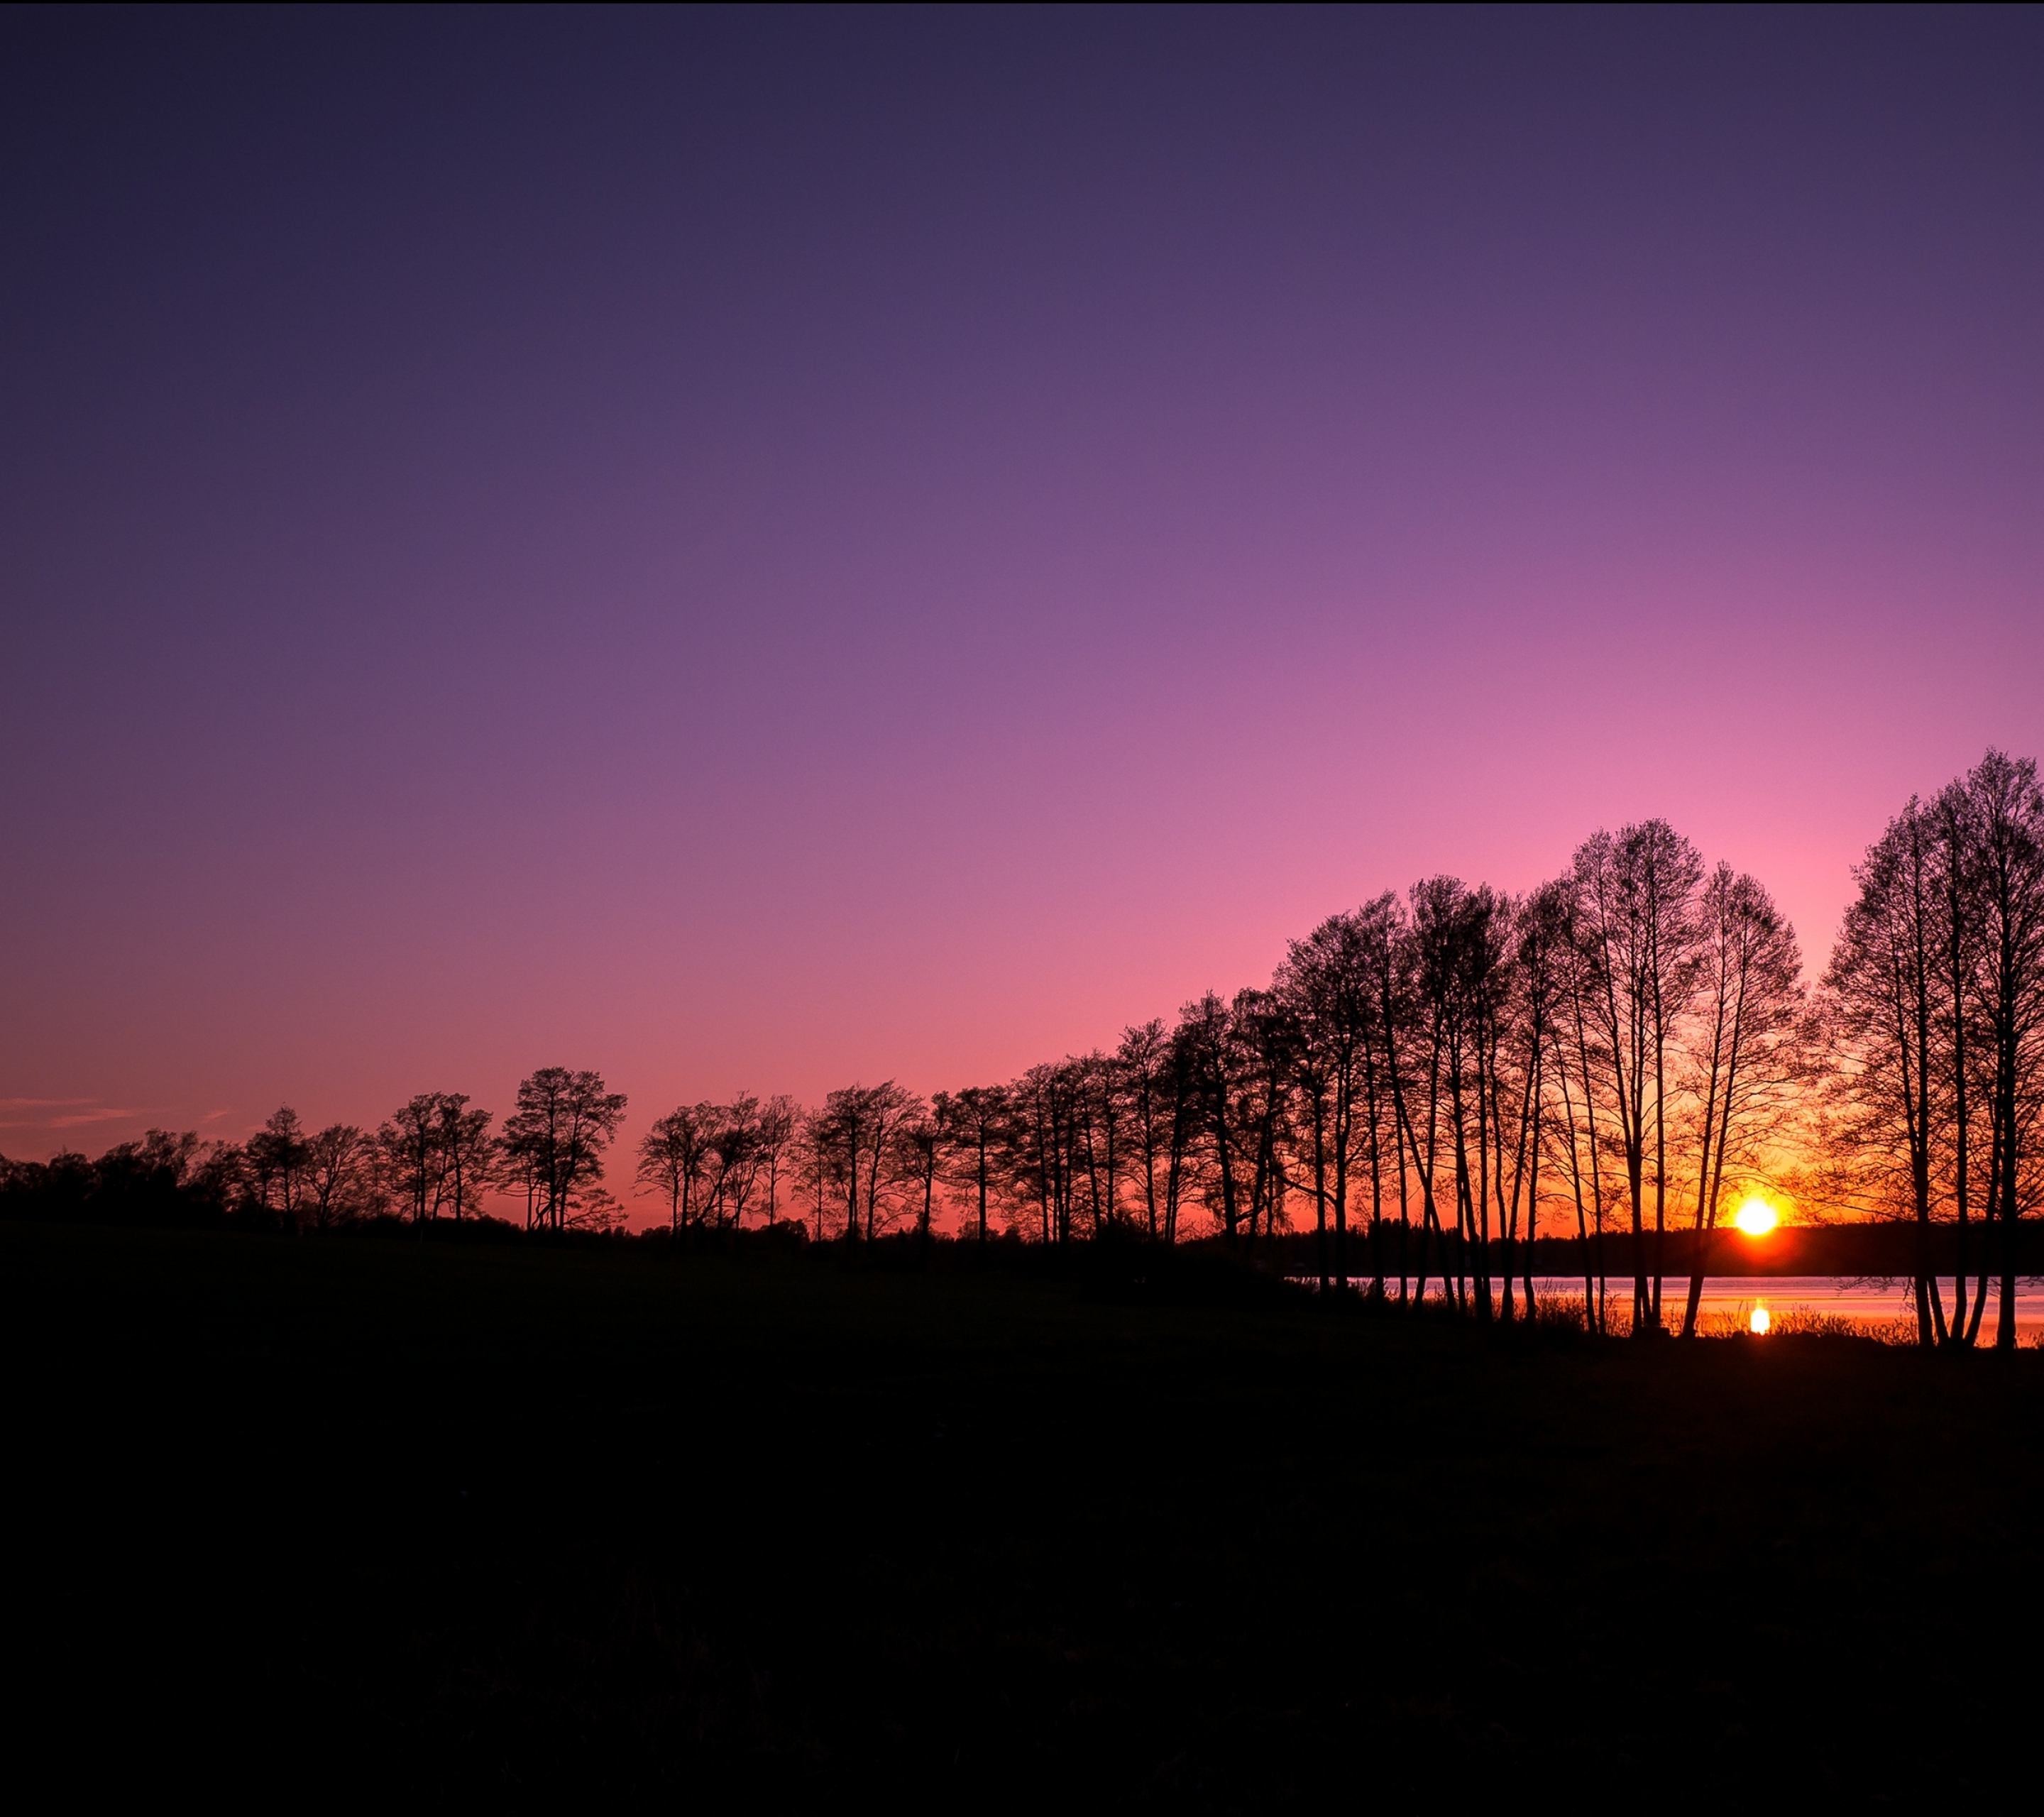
[302,1123,381,1228]
[1276,913,1375,1294]
[896,1111,942,1252]
[638,1104,716,1234]
[1676,867,1806,1336]
[1571,822,1705,1333]
[1821,753,2044,1347]
[934,1085,1006,1246]
[814,1082,920,1240]
[380,1094,447,1224]
[1955,752,2044,1349]
[703,1095,765,1230]
[246,1107,312,1224]
[1820,798,1959,1345]
[434,1094,497,1223]
[502,1067,628,1232]
[755,1095,801,1228]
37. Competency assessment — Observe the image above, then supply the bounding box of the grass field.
[7,1220,2042,1805]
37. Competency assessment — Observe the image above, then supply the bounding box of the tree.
[1495,882,1570,1322]
[1276,916,1374,1294]
[896,1111,942,1252]
[380,1094,447,1224]
[1571,822,1705,1332]
[1820,797,1962,1345]
[1820,753,2044,1348]
[1955,752,2044,1349]
[245,1107,311,1224]
[1397,879,1462,1307]
[933,1085,1006,1246]
[755,1095,801,1228]
[1676,868,1806,1337]
[813,1082,920,1241]
[502,1067,628,1232]
[701,1096,766,1230]
[1549,883,1615,1333]
[638,1104,715,1234]
[1178,994,1245,1246]
[434,1095,498,1223]
[1006,1063,1078,1246]
[303,1124,381,1228]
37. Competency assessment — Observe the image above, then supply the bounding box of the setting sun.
[1734,1196,1779,1236]
[1749,1306,1771,1335]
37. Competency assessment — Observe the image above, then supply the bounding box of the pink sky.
[4,13,2040,1222]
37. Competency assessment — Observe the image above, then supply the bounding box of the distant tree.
[933,1085,1005,1246]
[1550,884,1616,1332]
[703,1096,764,1230]
[303,1124,381,1229]
[1356,891,1420,1300]
[434,1095,497,1223]
[380,1094,448,1224]
[791,1109,835,1241]
[1112,1025,1170,1241]
[502,1067,628,1232]
[1178,994,1243,1246]
[1006,1062,1079,1245]
[1398,879,1462,1307]
[856,1083,921,1239]
[1228,989,1298,1258]
[755,1095,801,1227]
[245,1108,312,1224]
[813,1083,920,1241]
[1500,882,1571,1319]
[1277,915,1370,1293]
[637,1104,715,1234]
[895,1112,941,1252]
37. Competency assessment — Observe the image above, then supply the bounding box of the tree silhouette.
[503,1068,628,1232]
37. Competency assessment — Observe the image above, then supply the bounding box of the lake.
[1304,1273,2044,1341]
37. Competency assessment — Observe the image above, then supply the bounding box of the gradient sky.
[4,9,2042,1205]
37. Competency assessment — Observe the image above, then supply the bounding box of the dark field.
[8,1223,2042,1806]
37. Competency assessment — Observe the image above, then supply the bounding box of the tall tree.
[302,1123,380,1228]
[1955,752,2044,1349]
[638,1104,715,1234]
[754,1095,801,1228]
[896,1111,942,1252]
[703,1096,764,1229]
[380,1094,451,1224]
[1820,799,1958,1345]
[246,1107,311,1224]
[1676,868,1806,1336]
[433,1094,497,1223]
[934,1085,1006,1246]
[1571,821,1705,1332]
[1276,913,1374,1294]
[502,1067,628,1232]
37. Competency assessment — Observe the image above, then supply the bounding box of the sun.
[1749,1306,1771,1335]
[1733,1195,1779,1236]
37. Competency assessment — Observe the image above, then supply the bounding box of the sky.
[4,9,2042,1202]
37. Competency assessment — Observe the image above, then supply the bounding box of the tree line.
[6,751,2040,1346]
[0,1067,632,1235]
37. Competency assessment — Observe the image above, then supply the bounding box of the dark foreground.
[7,1224,2042,1806]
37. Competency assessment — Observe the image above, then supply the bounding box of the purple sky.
[4,9,2042,1200]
